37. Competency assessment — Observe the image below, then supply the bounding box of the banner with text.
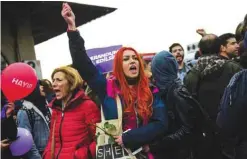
[140,53,156,62]
[87,45,122,73]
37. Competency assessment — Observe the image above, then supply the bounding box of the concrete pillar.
[16,11,36,61]
[1,19,17,63]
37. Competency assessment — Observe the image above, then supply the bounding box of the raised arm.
[62,3,107,101]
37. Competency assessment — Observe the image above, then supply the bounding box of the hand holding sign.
[1,62,38,102]
[114,135,123,147]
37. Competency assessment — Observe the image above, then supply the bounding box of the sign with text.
[87,45,122,73]
[140,53,156,62]
[97,144,130,159]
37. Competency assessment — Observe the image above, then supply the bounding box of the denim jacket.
[178,62,193,84]
[17,100,51,159]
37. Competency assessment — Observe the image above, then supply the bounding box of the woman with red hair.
[62,3,168,157]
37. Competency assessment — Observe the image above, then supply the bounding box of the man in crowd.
[169,43,192,83]
[218,33,239,60]
[184,33,241,159]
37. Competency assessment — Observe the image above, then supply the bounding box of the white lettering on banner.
[90,50,117,63]
[97,147,104,158]
[115,146,122,155]
[12,78,33,89]
[97,144,133,159]
[95,54,115,64]
[105,145,112,157]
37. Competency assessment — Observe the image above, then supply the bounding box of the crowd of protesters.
[1,2,247,159]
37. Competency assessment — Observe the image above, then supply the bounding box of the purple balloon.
[10,127,33,156]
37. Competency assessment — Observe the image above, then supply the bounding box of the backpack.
[166,84,222,159]
[217,69,247,136]
[167,84,219,135]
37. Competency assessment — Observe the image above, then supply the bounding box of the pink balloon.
[10,127,33,156]
[1,62,38,102]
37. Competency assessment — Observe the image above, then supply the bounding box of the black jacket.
[184,56,241,121]
[1,115,18,159]
[151,83,207,159]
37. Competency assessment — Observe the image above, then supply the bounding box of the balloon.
[1,62,38,102]
[9,127,33,156]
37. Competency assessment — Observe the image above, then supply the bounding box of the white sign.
[24,60,43,79]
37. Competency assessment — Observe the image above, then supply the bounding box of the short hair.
[41,79,52,87]
[169,43,184,53]
[235,14,247,42]
[51,66,83,92]
[219,33,236,46]
[198,34,220,55]
[238,40,246,56]
[235,22,244,42]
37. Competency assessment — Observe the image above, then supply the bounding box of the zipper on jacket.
[56,110,65,159]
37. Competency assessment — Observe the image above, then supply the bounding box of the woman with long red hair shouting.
[62,3,168,158]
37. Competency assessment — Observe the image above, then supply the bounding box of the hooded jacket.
[151,51,201,159]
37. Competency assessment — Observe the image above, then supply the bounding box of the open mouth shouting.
[129,65,138,74]
[53,88,62,99]
[175,54,183,63]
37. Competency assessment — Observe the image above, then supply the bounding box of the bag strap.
[124,148,137,159]
[100,95,122,123]
[100,95,137,159]
[116,95,122,124]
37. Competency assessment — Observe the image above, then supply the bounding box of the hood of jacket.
[151,50,181,95]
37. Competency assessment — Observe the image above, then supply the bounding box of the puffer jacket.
[43,89,100,159]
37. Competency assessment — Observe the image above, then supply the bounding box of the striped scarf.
[194,55,226,77]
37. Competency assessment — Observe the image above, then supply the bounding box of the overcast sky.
[35,0,247,80]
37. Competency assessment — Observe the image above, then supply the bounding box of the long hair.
[113,47,153,120]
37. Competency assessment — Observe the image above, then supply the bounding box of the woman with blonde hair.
[43,66,100,159]
[62,3,168,158]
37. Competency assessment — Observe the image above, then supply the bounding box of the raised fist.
[196,29,207,37]
[61,3,76,30]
